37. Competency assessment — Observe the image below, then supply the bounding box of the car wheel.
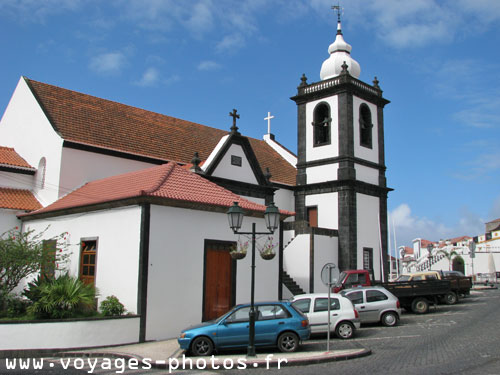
[411,298,429,314]
[277,332,299,353]
[381,311,398,327]
[444,291,458,305]
[335,321,354,339]
[190,336,214,356]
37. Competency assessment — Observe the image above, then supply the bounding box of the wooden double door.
[203,241,236,321]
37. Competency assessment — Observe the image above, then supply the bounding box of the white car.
[291,293,361,339]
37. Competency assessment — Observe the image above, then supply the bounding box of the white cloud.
[134,67,160,87]
[89,52,127,75]
[0,0,83,22]
[197,60,221,71]
[216,33,244,53]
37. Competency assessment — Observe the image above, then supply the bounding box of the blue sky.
[0,0,499,250]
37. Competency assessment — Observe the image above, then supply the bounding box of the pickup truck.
[395,271,472,304]
[332,269,452,314]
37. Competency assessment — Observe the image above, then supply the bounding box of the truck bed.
[379,279,451,298]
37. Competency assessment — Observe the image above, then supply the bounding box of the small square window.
[231,155,242,167]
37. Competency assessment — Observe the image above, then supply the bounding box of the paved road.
[1,289,499,374]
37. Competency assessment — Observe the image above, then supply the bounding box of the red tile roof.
[25,78,296,186]
[402,246,414,254]
[26,163,295,217]
[0,147,35,171]
[0,187,42,211]
[447,236,472,244]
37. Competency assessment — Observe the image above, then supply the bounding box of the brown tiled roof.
[26,163,295,217]
[0,147,35,170]
[0,187,42,211]
[25,78,296,186]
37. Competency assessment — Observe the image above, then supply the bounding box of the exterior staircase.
[282,271,306,296]
[416,253,446,272]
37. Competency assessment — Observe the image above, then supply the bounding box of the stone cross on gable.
[264,112,274,134]
[229,108,240,135]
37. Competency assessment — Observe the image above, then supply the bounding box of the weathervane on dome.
[331,3,343,23]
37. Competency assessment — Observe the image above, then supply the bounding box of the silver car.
[341,286,401,327]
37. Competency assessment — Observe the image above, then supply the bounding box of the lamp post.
[226,201,280,357]
[427,244,434,270]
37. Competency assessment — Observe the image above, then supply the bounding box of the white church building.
[0,16,391,340]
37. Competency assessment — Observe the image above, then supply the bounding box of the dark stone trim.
[203,175,276,202]
[278,221,284,300]
[338,187,357,271]
[295,179,392,199]
[337,91,355,181]
[0,165,36,175]
[309,233,314,293]
[20,195,280,222]
[297,155,386,172]
[202,240,237,322]
[138,203,151,343]
[63,141,168,166]
[379,194,389,281]
[282,220,339,237]
[0,314,139,325]
[204,133,270,187]
[296,103,307,186]
[377,104,387,188]
[291,76,390,108]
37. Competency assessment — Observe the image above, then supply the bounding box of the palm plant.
[438,249,459,271]
[28,273,97,319]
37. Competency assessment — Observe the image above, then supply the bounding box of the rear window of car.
[366,290,388,302]
[313,298,340,312]
[291,298,311,314]
[344,291,364,305]
[257,304,291,320]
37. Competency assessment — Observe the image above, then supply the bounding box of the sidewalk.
[61,338,371,369]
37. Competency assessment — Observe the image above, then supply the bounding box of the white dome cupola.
[320,18,361,80]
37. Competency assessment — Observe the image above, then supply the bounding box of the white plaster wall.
[0,317,140,350]
[22,206,142,313]
[59,147,156,198]
[305,193,339,230]
[273,188,295,215]
[0,171,33,190]
[353,96,379,164]
[356,193,382,279]
[263,134,297,167]
[283,234,310,293]
[306,164,339,184]
[202,135,229,172]
[211,144,258,185]
[313,235,338,293]
[306,96,339,162]
[355,164,379,185]
[147,205,279,340]
[0,78,64,205]
[0,209,22,234]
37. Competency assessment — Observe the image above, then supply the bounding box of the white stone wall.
[305,96,339,163]
[356,193,382,279]
[353,96,379,164]
[283,234,311,293]
[313,235,338,293]
[22,206,143,313]
[210,143,258,185]
[0,317,140,350]
[0,77,64,206]
[305,192,339,230]
[146,205,279,340]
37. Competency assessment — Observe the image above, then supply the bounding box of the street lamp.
[427,244,434,270]
[226,201,280,357]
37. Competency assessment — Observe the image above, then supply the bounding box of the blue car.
[178,301,310,356]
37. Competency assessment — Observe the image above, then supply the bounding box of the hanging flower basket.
[231,251,247,260]
[260,251,276,260]
[259,236,277,261]
[230,238,248,260]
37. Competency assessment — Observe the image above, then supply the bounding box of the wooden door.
[307,207,318,228]
[203,245,234,321]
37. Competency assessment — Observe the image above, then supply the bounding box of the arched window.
[37,157,46,189]
[312,102,331,146]
[359,104,373,148]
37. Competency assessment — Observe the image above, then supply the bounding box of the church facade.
[0,16,390,340]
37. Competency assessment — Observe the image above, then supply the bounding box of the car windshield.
[396,275,411,282]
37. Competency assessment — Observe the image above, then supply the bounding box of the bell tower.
[291,9,391,278]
